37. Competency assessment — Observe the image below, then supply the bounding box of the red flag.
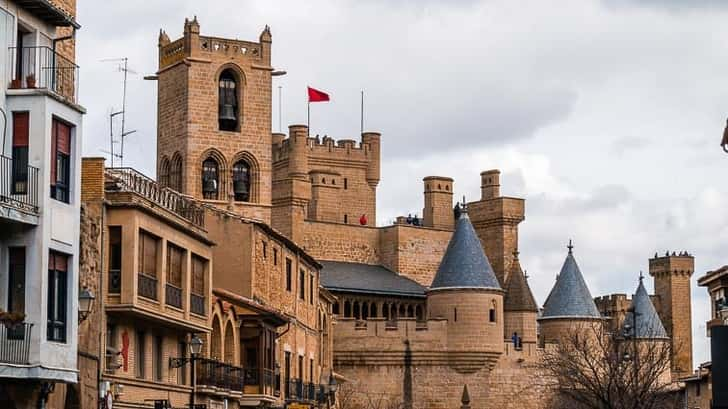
[308,86,330,102]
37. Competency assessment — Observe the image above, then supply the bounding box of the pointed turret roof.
[504,251,538,312]
[540,242,601,320]
[623,274,668,339]
[430,209,501,291]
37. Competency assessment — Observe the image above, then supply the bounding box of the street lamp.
[78,287,95,322]
[328,374,338,406]
[170,335,204,409]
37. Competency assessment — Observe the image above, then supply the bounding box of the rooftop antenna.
[101,57,138,167]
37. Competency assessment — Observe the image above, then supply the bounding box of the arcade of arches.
[333,295,426,321]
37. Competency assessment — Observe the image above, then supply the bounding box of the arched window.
[489,300,497,323]
[232,160,251,202]
[219,69,239,131]
[344,301,351,318]
[415,305,423,321]
[202,158,219,200]
[169,155,182,192]
[159,157,169,187]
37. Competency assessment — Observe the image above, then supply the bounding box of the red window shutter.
[56,121,71,155]
[50,121,58,184]
[49,252,68,272]
[12,112,29,147]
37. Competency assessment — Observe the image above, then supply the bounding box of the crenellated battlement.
[158,17,271,70]
[273,134,378,165]
[594,293,629,304]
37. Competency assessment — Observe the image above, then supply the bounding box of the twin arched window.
[200,157,253,202]
[219,69,239,131]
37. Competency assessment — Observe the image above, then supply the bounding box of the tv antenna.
[101,57,138,167]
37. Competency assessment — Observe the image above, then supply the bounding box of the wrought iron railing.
[165,283,182,308]
[196,358,244,391]
[0,155,39,215]
[108,269,121,293]
[105,168,205,228]
[8,46,79,102]
[190,293,205,316]
[243,367,259,386]
[138,273,158,300]
[0,322,33,364]
[287,378,303,400]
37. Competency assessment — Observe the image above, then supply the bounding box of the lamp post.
[170,335,203,409]
[328,373,338,408]
[78,287,95,322]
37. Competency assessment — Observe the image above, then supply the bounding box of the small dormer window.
[219,69,238,131]
[202,158,219,200]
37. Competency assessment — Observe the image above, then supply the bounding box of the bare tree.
[540,322,677,409]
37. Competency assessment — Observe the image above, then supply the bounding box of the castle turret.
[538,242,602,345]
[423,176,454,230]
[361,132,381,189]
[427,207,504,369]
[480,170,500,200]
[503,250,538,344]
[623,274,668,340]
[649,252,694,379]
[467,169,525,285]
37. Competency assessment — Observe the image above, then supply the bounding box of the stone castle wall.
[334,320,554,409]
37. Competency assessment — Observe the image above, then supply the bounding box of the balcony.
[165,284,182,308]
[190,293,206,316]
[0,323,33,365]
[196,358,244,393]
[8,46,79,103]
[0,155,39,222]
[105,168,205,229]
[138,273,158,300]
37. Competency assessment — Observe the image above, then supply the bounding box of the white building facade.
[0,1,83,407]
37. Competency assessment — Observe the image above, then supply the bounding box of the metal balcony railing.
[196,358,244,392]
[190,293,205,316]
[165,283,182,308]
[0,322,33,365]
[105,168,205,228]
[138,273,158,300]
[8,46,79,102]
[0,155,39,215]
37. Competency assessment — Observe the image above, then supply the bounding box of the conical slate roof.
[504,253,539,312]
[623,276,668,339]
[540,244,601,319]
[430,211,501,290]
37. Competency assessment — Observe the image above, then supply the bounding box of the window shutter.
[56,121,71,155]
[50,121,57,184]
[12,112,29,147]
[192,256,205,295]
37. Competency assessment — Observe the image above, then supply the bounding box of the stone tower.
[503,250,539,344]
[271,128,381,241]
[427,207,504,369]
[649,252,694,379]
[538,242,603,345]
[468,169,525,285]
[156,17,273,221]
[422,176,454,230]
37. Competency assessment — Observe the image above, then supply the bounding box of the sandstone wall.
[302,221,380,264]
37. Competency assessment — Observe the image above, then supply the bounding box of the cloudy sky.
[76,0,728,365]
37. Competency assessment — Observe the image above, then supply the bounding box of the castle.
[71,16,694,409]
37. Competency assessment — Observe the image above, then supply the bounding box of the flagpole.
[307,100,310,136]
[360,90,364,134]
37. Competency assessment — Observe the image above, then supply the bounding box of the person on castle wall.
[406,214,413,225]
[412,214,420,226]
[511,332,522,350]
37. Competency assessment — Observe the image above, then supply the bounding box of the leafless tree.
[540,322,678,409]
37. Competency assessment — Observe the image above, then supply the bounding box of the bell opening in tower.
[232,160,251,202]
[218,69,239,131]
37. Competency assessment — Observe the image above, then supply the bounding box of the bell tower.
[156,17,274,222]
